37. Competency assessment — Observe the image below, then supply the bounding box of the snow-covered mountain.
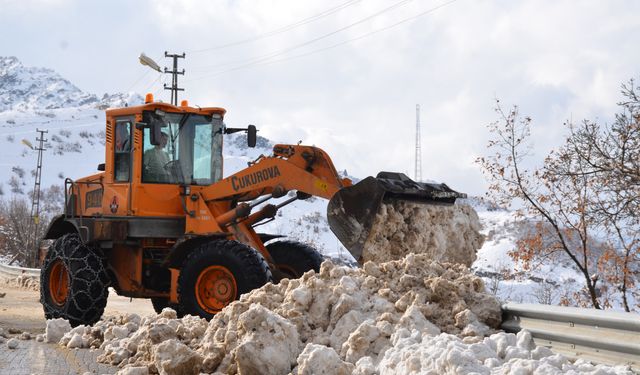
[0,56,143,201]
[1,57,633,311]
[0,56,143,112]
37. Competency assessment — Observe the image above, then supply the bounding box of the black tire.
[178,239,273,320]
[40,233,110,327]
[266,240,324,282]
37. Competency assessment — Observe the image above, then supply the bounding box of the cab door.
[104,116,133,216]
[132,125,182,217]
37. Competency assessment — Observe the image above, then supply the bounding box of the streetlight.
[139,53,162,72]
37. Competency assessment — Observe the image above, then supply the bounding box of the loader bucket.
[327,172,466,261]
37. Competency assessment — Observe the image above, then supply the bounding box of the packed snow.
[362,201,484,266]
[49,256,633,374]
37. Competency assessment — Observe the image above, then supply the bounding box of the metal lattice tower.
[163,52,185,106]
[414,104,422,182]
[30,128,47,267]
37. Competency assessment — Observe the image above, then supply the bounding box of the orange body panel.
[67,100,350,299]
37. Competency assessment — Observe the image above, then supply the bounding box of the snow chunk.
[7,338,18,349]
[116,367,149,375]
[296,343,354,375]
[46,318,72,343]
[152,340,202,375]
[234,304,300,375]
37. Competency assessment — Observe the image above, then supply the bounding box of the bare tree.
[479,80,640,311]
[0,197,34,265]
[552,80,640,311]
[533,281,559,305]
[0,185,65,266]
[477,102,603,309]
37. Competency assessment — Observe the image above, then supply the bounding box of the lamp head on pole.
[139,53,162,72]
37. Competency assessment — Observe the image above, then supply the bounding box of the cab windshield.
[141,111,223,185]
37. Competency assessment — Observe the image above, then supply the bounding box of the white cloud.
[2,0,639,196]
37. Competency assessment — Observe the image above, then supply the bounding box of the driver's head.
[159,132,168,148]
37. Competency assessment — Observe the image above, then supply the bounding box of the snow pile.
[183,255,501,373]
[52,256,633,374]
[57,254,503,373]
[362,202,484,266]
[55,308,208,373]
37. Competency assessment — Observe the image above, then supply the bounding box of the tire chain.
[40,233,110,326]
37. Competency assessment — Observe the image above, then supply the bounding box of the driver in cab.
[143,132,171,182]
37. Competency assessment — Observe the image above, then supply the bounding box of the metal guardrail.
[502,303,640,371]
[0,262,40,280]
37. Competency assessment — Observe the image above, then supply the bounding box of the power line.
[124,69,151,93]
[187,0,414,76]
[143,74,163,95]
[189,0,361,54]
[124,53,164,93]
[186,0,457,81]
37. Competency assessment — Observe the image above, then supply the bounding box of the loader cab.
[102,103,227,217]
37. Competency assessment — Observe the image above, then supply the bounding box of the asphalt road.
[0,285,155,374]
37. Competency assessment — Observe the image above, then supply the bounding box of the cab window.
[114,121,131,182]
[141,111,223,185]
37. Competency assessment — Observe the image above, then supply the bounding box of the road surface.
[0,285,155,374]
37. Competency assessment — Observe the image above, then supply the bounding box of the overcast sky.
[2,0,639,195]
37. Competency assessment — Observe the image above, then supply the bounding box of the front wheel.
[178,240,273,320]
[40,233,110,327]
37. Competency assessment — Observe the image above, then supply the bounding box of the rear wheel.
[178,240,272,319]
[40,233,110,327]
[266,240,324,282]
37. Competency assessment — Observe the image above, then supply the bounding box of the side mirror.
[97,163,105,171]
[136,121,162,146]
[149,120,163,146]
[247,125,257,148]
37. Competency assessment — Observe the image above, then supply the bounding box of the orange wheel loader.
[40,95,465,326]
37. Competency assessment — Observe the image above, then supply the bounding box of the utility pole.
[163,52,185,106]
[30,128,47,267]
[414,104,422,182]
